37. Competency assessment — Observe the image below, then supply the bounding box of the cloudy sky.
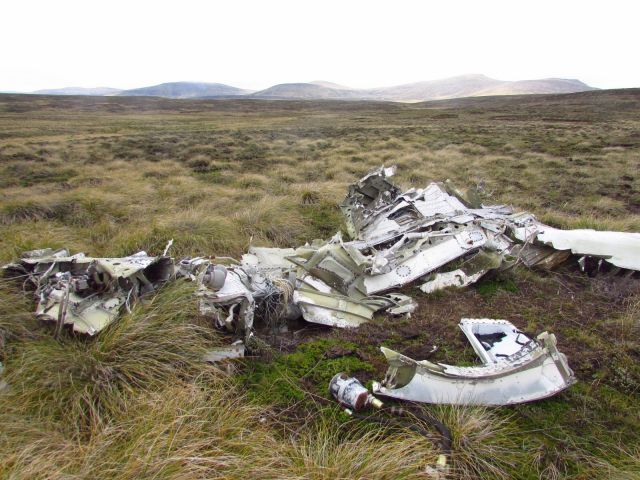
[2,0,638,92]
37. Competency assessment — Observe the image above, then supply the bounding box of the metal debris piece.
[203,340,245,363]
[4,249,173,335]
[535,227,640,271]
[419,269,486,294]
[241,246,297,272]
[338,167,640,293]
[459,318,532,364]
[329,373,383,410]
[178,252,303,341]
[293,288,381,328]
[329,372,451,477]
[184,240,411,331]
[372,318,576,405]
[419,249,503,294]
[384,293,418,316]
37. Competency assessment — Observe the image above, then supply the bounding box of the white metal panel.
[536,226,640,270]
[363,230,486,294]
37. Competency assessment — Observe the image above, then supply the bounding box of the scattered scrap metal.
[5,166,640,404]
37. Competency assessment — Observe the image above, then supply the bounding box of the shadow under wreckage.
[5,166,640,406]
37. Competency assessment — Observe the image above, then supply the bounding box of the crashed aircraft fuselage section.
[373,319,576,406]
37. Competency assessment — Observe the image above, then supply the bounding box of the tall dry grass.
[2,283,220,435]
[1,371,442,479]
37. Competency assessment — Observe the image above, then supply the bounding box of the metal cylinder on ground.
[329,372,383,411]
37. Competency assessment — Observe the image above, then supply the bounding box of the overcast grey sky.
[2,0,639,92]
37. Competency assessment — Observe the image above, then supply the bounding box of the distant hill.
[118,82,252,99]
[309,80,356,90]
[363,75,596,102]
[251,83,360,99]
[363,74,503,101]
[475,78,594,96]
[251,75,595,101]
[26,75,597,101]
[416,87,639,111]
[32,87,122,96]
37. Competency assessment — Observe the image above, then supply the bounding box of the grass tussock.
[75,379,279,479]
[0,284,41,354]
[430,405,523,479]
[280,423,439,479]
[2,282,220,435]
[0,407,81,480]
[1,378,442,479]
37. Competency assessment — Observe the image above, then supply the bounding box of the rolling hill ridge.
[117,82,252,99]
[29,75,597,102]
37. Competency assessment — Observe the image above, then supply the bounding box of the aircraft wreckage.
[372,318,576,406]
[4,166,640,405]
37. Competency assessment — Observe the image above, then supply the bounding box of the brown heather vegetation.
[0,90,639,479]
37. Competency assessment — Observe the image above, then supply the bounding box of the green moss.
[476,274,519,298]
[240,339,374,406]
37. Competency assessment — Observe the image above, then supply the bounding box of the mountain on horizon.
[309,80,356,90]
[32,87,123,96]
[27,75,597,102]
[117,82,252,99]
[475,77,594,96]
[250,83,360,99]
[365,74,504,101]
[251,74,595,101]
